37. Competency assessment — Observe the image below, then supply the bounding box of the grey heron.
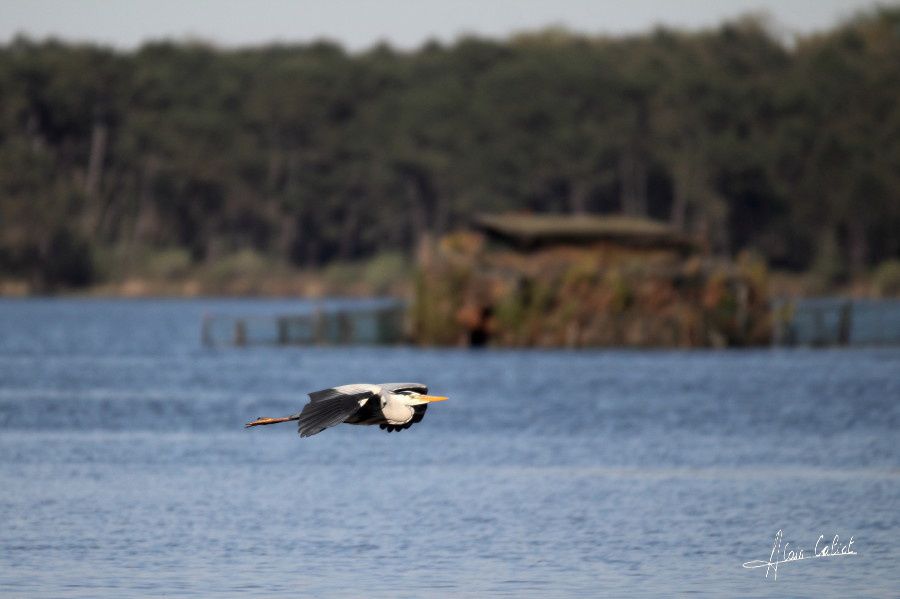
[244,382,447,437]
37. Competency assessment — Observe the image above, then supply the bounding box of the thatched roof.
[472,213,694,251]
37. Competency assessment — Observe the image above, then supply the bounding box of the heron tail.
[244,415,300,428]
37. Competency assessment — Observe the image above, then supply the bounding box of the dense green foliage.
[1,10,899,290]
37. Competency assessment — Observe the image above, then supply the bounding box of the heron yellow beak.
[421,395,449,403]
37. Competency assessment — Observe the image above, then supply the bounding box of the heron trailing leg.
[244,415,299,428]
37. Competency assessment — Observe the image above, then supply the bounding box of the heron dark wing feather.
[308,386,375,403]
[411,403,428,424]
[298,395,364,437]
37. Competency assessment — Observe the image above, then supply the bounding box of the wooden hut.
[413,213,769,348]
[472,213,694,252]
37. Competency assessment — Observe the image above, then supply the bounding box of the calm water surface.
[1,299,898,597]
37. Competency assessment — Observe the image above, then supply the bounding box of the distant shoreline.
[0,269,891,300]
[0,275,410,299]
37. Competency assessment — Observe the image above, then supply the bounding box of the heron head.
[394,391,449,406]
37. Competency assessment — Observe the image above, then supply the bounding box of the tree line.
[1,8,899,291]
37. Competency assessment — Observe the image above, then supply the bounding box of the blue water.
[1,299,898,597]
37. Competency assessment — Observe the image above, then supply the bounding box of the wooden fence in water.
[772,298,900,347]
[201,303,406,347]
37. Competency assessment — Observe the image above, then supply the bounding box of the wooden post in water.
[234,319,247,346]
[313,309,324,344]
[201,313,213,347]
[771,300,786,347]
[338,311,352,344]
[838,301,853,346]
[277,317,288,345]
[811,307,825,346]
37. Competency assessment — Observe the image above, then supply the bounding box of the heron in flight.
[245,382,448,437]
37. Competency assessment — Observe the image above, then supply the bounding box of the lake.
[1,298,898,597]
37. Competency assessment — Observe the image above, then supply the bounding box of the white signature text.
[742,529,857,580]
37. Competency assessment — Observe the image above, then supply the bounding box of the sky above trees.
[1,0,883,51]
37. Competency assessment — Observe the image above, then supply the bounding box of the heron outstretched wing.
[299,386,376,437]
[308,384,381,403]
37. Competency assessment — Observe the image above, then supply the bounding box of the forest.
[1,8,899,294]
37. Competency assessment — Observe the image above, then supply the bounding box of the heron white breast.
[381,399,414,425]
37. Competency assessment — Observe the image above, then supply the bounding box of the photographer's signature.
[742,529,857,580]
